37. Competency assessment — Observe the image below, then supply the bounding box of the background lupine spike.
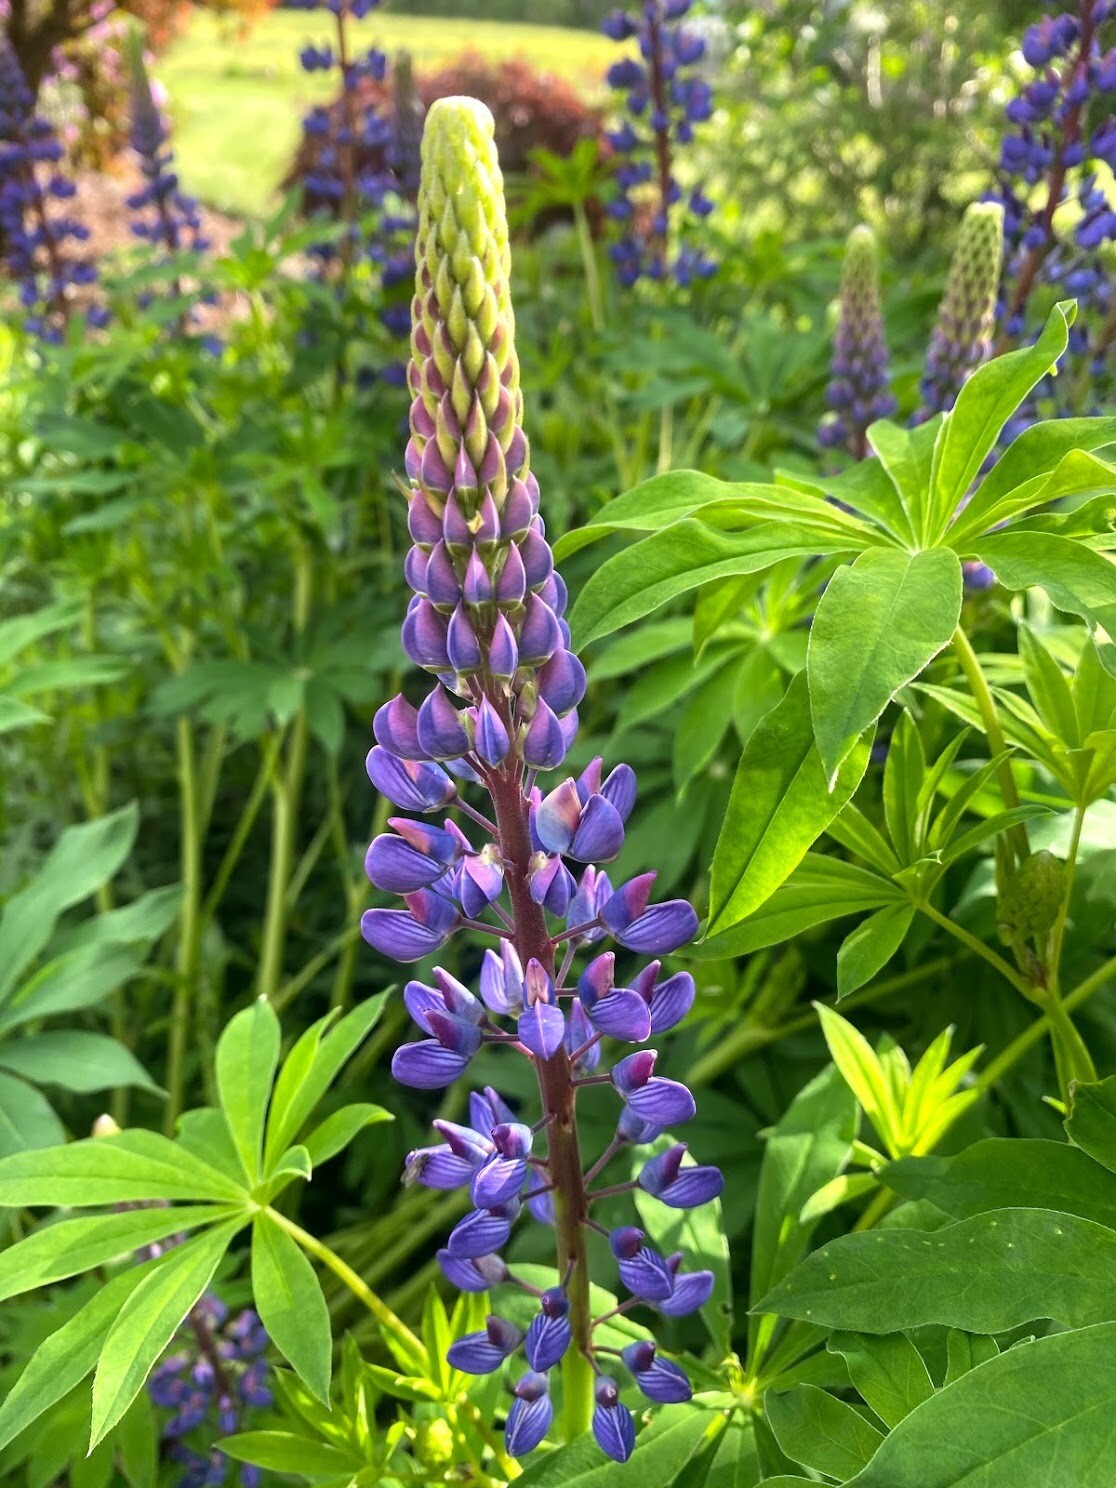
[818,223,895,460]
[917,201,1004,419]
[366,94,717,1462]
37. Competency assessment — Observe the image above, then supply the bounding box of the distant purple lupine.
[126,37,208,259]
[917,201,1004,420]
[0,39,103,341]
[362,97,722,1463]
[818,225,895,459]
[602,0,717,286]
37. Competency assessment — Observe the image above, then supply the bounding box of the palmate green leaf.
[91,1216,247,1448]
[970,531,1116,640]
[0,696,51,734]
[0,1073,64,1156]
[808,547,962,783]
[553,473,775,558]
[707,673,873,938]
[836,903,916,1001]
[590,618,693,680]
[0,1129,248,1207]
[864,416,939,544]
[569,520,858,649]
[0,1030,159,1093]
[264,993,388,1172]
[0,943,148,1034]
[216,998,281,1185]
[947,417,1116,547]
[54,885,182,955]
[0,804,139,1001]
[691,854,901,959]
[926,301,1074,542]
[0,596,84,668]
[753,1208,1116,1333]
[829,1332,935,1428]
[634,1141,733,1355]
[0,1205,235,1305]
[303,1102,393,1167]
[1065,1074,1116,1174]
[748,1065,858,1368]
[846,1323,1116,1488]
[882,713,926,865]
[0,1263,152,1452]
[816,1004,901,1148]
[766,1384,883,1478]
[251,1214,332,1402]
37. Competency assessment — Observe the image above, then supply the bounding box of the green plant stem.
[978,954,1116,1094]
[273,926,360,1011]
[919,901,1032,997]
[572,201,604,333]
[852,1187,894,1232]
[256,547,313,1002]
[166,716,202,1133]
[657,400,674,474]
[1047,801,1086,985]
[198,732,284,936]
[951,628,1029,865]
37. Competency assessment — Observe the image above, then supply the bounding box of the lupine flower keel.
[363,96,721,1462]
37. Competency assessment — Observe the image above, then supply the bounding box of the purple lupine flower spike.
[365,97,719,1461]
[916,201,1004,419]
[602,0,717,286]
[126,34,208,261]
[818,224,895,460]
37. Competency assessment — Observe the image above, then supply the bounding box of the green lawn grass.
[160,10,613,217]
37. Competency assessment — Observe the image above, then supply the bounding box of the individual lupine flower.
[149,1299,269,1488]
[364,97,719,1462]
[125,33,208,258]
[0,39,103,341]
[818,225,895,459]
[916,202,1004,419]
[602,0,717,286]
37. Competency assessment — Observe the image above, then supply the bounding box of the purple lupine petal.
[461,850,505,911]
[472,1154,528,1207]
[529,853,574,915]
[586,988,651,1043]
[525,1292,571,1371]
[361,895,457,961]
[638,1145,723,1208]
[621,1342,692,1403]
[655,1269,714,1316]
[479,945,524,1016]
[434,1118,495,1165]
[526,1166,555,1223]
[425,541,462,606]
[601,873,656,933]
[463,549,493,605]
[535,778,582,854]
[447,605,483,672]
[611,1049,657,1095]
[565,999,601,1074]
[424,1010,484,1057]
[566,866,612,940]
[446,1315,524,1374]
[601,762,637,820]
[470,1088,517,1137]
[520,525,554,587]
[517,1002,565,1060]
[505,1372,552,1456]
[437,1250,509,1293]
[430,968,483,1021]
[523,698,568,769]
[404,1144,476,1189]
[391,1039,472,1088]
[625,1076,696,1127]
[592,1377,635,1463]
[365,835,447,893]
[417,685,471,760]
[518,595,561,665]
[647,971,696,1033]
[612,901,700,955]
[402,600,450,670]
[373,696,424,759]
[495,542,527,603]
[403,978,447,1028]
[537,648,587,715]
[446,1200,519,1259]
[366,749,456,813]
[616,1104,663,1145]
[569,795,625,862]
[487,614,519,679]
[618,1243,675,1302]
[524,958,555,1006]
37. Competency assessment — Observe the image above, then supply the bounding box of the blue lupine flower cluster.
[0,39,102,341]
[126,40,208,257]
[149,1297,271,1488]
[818,225,895,459]
[990,0,1116,419]
[289,0,395,267]
[601,0,716,286]
[361,97,722,1462]
[916,201,1004,420]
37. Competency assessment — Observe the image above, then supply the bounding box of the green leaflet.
[766,1384,883,1478]
[754,1207,1116,1333]
[216,998,281,1186]
[707,673,873,938]
[251,1214,332,1402]
[847,1324,1116,1487]
[807,546,962,783]
[1065,1074,1116,1174]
